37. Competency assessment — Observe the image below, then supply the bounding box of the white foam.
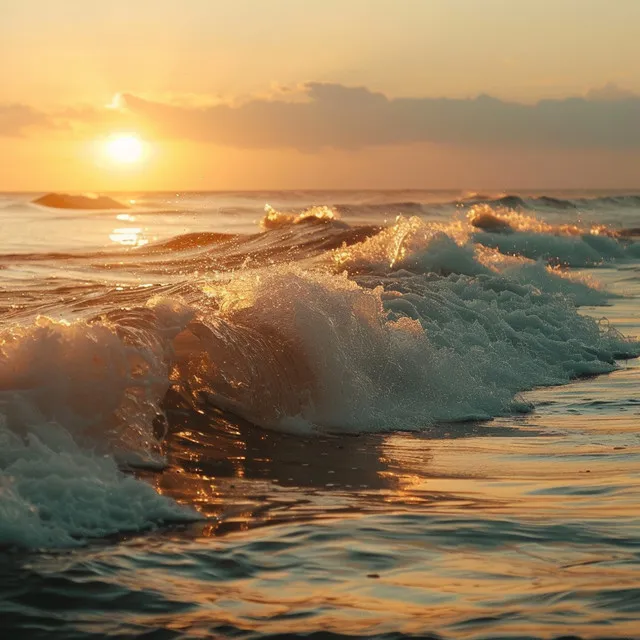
[500,261,613,306]
[190,265,638,434]
[473,230,636,267]
[0,301,200,548]
[261,204,339,230]
[333,215,615,305]
[176,216,635,432]
[0,418,197,549]
[333,215,476,275]
[0,301,192,454]
[464,204,638,267]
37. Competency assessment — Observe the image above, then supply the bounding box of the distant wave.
[461,193,640,211]
[464,206,640,266]
[334,201,428,216]
[0,220,381,273]
[144,231,239,252]
[466,206,617,237]
[32,193,129,210]
[286,193,640,218]
[261,203,345,229]
[474,230,640,267]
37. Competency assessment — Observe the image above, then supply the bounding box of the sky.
[1,0,639,190]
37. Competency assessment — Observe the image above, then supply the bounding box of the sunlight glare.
[105,134,144,165]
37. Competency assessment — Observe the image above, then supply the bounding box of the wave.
[254,205,638,272]
[465,203,615,236]
[0,418,198,548]
[131,219,380,274]
[261,203,344,230]
[332,215,616,304]
[267,192,640,220]
[334,201,429,217]
[461,193,640,211]
[143,231,239,252]
[2,209,639,548]
[173,264,636,435]
[0,302,201,548]
[576,194,640,208]
[474,228,640,267]
[32,193,129,210]
[465,206,639,266]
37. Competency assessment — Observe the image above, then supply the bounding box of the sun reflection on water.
[109,227,148,246]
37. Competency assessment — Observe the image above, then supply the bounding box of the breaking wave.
[0,302,201,548]
[175,266,636,434]
[261,203,343,229]
[465,206,639,266]
[1,199,639,548]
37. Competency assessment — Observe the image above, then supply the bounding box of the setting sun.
[105,134,144,164]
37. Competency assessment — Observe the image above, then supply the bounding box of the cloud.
[585,82,637,102]
[0,101,141,138]
[115,82,640,151]
[0,104,57,136]
[1,83,638,151]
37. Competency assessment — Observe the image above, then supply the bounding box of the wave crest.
[261,204,341,230]
[168,263,638,434]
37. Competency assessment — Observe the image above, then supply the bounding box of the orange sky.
[2,0,639,190]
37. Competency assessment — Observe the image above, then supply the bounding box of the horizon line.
[2,187,640,195]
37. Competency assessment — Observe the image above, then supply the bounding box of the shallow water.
[1,190,639,638]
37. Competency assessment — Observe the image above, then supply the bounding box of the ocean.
[0,189,639,639]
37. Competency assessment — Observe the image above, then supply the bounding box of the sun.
[105,134,144,164]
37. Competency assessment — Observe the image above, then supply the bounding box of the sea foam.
[465,205,639,267]
[333,215,613,305]
[134,215,638,433]
[185,264,637,433]
[0,418,197,548]
[0,301,199,548]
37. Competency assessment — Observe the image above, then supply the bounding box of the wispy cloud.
[0,104,57,136]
